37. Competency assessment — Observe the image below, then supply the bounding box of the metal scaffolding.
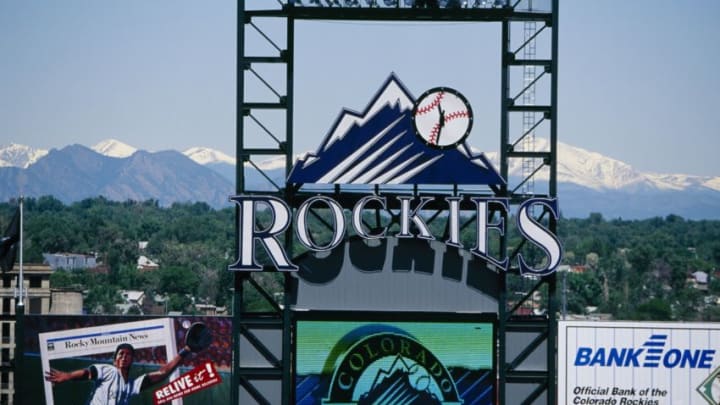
[234,1,559,403]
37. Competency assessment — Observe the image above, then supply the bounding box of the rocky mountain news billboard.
[22,315,231,404]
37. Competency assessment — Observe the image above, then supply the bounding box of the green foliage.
[167,293,195,313]
[632,298,672,321]
[149,266,201,296]
[2,197,720,321]
[2,197,234,315]
[564,271,603,314]
[559,213,720,321]
[49,271,75,288]
[115,265,148,290]
[84,275,124,314]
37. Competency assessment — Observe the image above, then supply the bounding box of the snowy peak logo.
[287,74,504,186]
[574,334,716,369]
[324,332,462,404]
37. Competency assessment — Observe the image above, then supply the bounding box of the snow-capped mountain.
[91,139,137,158]
[183,147,236,165]
[479,139,720,193]
[0,144,233,208]
[77,138,719,194]
[0,121,720,219]
[0,139,720,219]
[91,139,280,172]
[0,143,48,168]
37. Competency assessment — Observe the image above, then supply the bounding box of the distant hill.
[1,137,719,219]
[0,144,233,208]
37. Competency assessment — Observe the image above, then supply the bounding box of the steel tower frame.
[234,1,559,403]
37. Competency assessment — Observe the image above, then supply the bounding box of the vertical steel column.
[550,3,559,198]
[547,1,560,403]
[498,17,511,405]
[285,16,295,177]
[232,1,246,403]
[281,11,295,405]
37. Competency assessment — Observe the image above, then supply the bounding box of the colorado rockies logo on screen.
[324,332,461,404]
[412,87,472,150]
[295,316,495,405]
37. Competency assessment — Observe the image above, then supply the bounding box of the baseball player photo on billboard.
[39,318,212,405]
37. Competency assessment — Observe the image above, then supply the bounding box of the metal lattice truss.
[234,1,558,403]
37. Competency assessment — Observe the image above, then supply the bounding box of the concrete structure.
[0,263,52,404]
[49,288,83,315]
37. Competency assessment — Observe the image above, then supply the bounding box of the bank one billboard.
[294,312,496,405]
[558,321,720,405]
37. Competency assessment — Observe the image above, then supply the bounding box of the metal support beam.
[235,1,559,404]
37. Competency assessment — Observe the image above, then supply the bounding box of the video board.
[294,311,496,405]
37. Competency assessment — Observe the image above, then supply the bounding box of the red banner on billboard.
[154,361,222,405]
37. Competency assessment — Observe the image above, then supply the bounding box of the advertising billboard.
[294,311,496,405]
[39,318,179,405]
[558,321,720,405]
[23,315,231,404]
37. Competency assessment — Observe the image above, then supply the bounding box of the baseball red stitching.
[416,92,444,115]
[445,110,470,121]
[428,123,440,144]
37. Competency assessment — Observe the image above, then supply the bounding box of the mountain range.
[1,138,718,219]
[0,141,233,208]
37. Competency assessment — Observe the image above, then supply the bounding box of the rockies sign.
[229,74,563,276]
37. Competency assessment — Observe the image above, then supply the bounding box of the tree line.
[1,197,718,320]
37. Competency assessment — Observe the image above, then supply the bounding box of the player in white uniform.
[45,342,192,405]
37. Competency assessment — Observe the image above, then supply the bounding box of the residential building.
[137,255,159,271]
[42,253,97,271]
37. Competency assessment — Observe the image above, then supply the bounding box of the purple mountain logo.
[359,355,442,405]
[287,73,505,186]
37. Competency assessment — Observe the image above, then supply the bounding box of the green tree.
[633,298,672,321]
[150,266,200,296]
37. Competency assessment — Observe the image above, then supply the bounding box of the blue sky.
[0,1,718,177]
